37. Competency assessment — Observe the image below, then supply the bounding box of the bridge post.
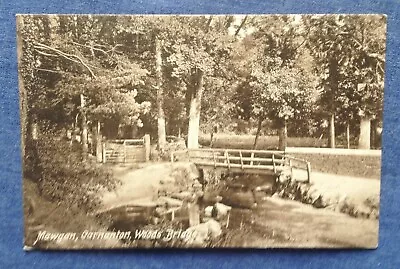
[144,134,150,162]
[272,154,276,173]
[212,151,217,168]
[123,140,126,163]
[102,143,106,164]
[239,151,244,169]
[306,162,311,183]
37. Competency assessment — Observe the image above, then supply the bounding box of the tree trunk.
[328,113,335,148]
[210,125,218,148]
[95,121,102,163]
[358,116,371,149]
[187,97,201,149]
[80,94,88,160]
[346,122,350,149]
[327,59,338,149]
[155,37,166,151]
[253,116,263,150]
[371,119,378,149]
[187,69,204,149]
[278,120,287,151]
[210,129,214,148]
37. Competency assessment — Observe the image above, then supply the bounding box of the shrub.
[152,138,187,161]
[32,134,118,212]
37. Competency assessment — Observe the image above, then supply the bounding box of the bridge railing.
[171,148,311,183]
[171,148,285,172]
[284,156,311,183]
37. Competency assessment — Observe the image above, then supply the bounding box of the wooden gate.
[102,135,150,163]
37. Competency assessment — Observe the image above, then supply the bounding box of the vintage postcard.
[18,14,386,250]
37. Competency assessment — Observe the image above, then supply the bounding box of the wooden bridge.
[171,148,311,183]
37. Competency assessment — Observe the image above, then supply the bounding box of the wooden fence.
[102,135,150,163]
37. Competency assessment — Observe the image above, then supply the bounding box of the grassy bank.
[23,179,122,249]
[290,153,381,179]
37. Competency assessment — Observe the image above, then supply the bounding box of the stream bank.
[95,162,379,248]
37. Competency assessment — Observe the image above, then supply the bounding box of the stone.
[213,203,231,219]
[185,223,210,247]
[170,191,192,200]
[157,196,183,207]
[201,192,223,205]
[278,168,292,183]
[204,206,214,218]
[220,187,257,209]
[206,219,222,239]
[184,219,222,247]
[98,162,199,214]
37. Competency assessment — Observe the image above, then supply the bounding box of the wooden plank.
[272,154,276,173]
[213,151,216,168]
[225,150,231,169]
[189,154,287,165]
[195,165,277,175]
[239,151,244,169]
[194,161,284,171]
[108,139,144,143]
[187,148,284,155]
[189,155,285,164]
[102,142,106,164]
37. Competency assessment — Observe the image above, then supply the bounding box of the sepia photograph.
[17,14,386,250]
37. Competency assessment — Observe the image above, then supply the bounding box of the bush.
[32,135,118,212]
[152,138,187,161]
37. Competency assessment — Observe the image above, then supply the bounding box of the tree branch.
[34,42,96,78]
[235,16,248,37]
[34,67,66,74]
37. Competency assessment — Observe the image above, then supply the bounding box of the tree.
[242,15,316,150]
[166,16,236,148]
[307,14,386,149]
[18,15,151,162]
[250,62,315,150]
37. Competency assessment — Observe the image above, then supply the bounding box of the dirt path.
[98,162,199,213]
[226,196,379,248]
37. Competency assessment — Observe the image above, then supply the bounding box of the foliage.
[19,15,152,133]
[34,131,118,211]
[306,14,386,122]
